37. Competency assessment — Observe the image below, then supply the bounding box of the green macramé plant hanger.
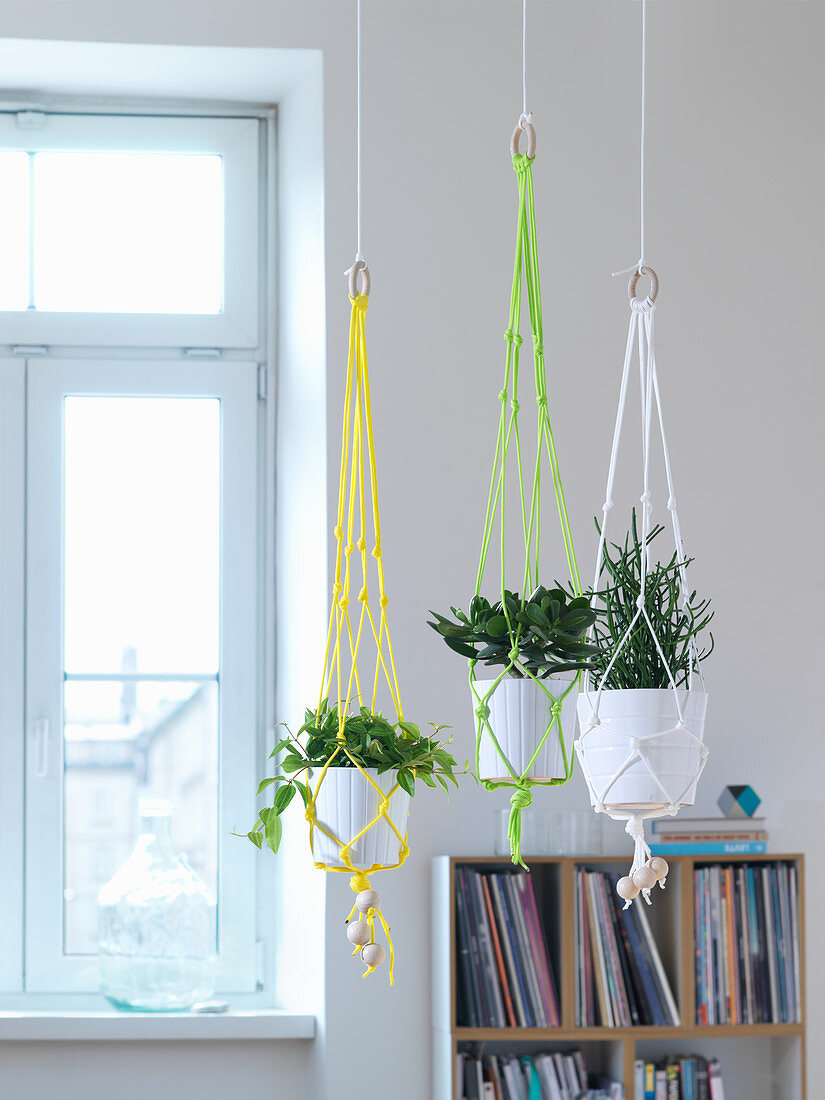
[429,120,594,868]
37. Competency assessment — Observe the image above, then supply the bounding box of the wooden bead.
[616,876,640,901]
[361,942,386,968]
[632,865,657,891]
[346,920,371,946]
[356,889,380,913]
[648,856,669,881]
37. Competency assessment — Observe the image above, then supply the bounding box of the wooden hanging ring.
[348,260,370,299]
[510,120,537,160]
[628,265,659,305]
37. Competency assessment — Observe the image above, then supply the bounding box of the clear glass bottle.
[98,798,217,1011]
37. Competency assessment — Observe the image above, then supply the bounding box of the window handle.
[34,718,50,778]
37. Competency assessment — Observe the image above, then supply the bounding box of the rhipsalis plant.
[589,510,714,690]
[238,700,459,855]
[427,587,600,678]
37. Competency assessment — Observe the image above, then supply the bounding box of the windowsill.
[0,1008,316,1041]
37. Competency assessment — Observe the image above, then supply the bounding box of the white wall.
[1,2,823,1098]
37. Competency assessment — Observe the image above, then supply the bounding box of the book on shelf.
[575,868,679,1028]
[650,817,766,834]
[650,841,767,855]
[459,1049,624,1100]
[651,831,768,844]
[694,860,800,1025]
[454,866,560,1028]
[708,1060,725,1100]
[634,1056,716,1100]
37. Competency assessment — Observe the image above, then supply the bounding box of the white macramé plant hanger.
[574,266,709,909]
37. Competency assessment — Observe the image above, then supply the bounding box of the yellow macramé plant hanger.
[244,0,459,985]
[301,265,458,983]
[304,261,410,984]
[245,262,459,985]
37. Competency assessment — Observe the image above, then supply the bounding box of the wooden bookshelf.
[432,853,806,1099]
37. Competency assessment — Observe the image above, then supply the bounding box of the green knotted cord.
[471,150,583,869]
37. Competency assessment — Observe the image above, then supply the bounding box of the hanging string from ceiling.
[519,0,532,131]
[612,0,648,279]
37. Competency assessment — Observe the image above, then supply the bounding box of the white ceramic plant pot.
[310,766,411,870]
[576,687,708,811]
[471,675,576,782]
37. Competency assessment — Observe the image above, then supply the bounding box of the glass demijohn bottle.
[97,798,217,1011]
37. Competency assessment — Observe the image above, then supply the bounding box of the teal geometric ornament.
[717,785,761,819]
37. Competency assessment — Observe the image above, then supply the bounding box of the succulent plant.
[427,586,600,678]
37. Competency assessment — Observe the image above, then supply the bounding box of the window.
[0,111,260,346]
[0,105,271,997]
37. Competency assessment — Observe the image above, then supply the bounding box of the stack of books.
[650,817,767,855]
[458,1050,624,1100]
[633,1057,724,1100]
[455,866,560,1027]
[575,868,680,1027]
[694,861,801,1025]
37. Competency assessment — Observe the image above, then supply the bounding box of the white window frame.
[0,357,25,993]
[0,99,278,1003]
[0,112,261,348]
[25,358,260,994]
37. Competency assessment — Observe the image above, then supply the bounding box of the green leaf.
[273,784,296,814]
[526,604,550,628]
[281,755,307,774]
[247,830,263,849]
[256,776,281,795]
[396,768,415,797]
[443,637,478,659]
[485,614,509,637]
[264,811,283,854]
[398,721,421,739]
[269,737,294,759]
[292,780,309,808]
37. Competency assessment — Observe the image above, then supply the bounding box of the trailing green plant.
[588,509,714,690]
[427,586,600,678]
[237,700,459,855]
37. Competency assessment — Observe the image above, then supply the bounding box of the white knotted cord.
[574,292,710,906]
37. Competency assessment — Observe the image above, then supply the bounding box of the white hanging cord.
[612,0,647,278]
[356,0,363,262]
[518,0,533,130]
[639,0,646,270]
[346,0,367,291]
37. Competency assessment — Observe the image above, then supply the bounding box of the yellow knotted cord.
[304,292,408,984]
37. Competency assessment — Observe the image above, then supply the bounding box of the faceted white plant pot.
[310,766,411,869]
[471,675,576,782]
[576,687,708,811]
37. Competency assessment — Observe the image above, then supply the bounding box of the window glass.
[63,396,220,674]
[61,396,221,955]
[33,152,223,313]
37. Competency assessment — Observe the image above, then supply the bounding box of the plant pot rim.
[475,671,576,684]
[307,763,395,776]
[579,685,708,697]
